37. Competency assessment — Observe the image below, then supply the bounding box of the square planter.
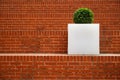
[68,24,100,54]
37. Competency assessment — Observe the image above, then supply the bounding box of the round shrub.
[73,8,94,23]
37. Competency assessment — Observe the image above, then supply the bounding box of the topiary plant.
[73,8,94,23]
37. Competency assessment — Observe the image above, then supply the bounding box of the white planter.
[68,24,100,54]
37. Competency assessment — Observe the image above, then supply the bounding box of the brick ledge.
[0,53,120,56]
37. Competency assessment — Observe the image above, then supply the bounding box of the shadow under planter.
[68,24,100,54]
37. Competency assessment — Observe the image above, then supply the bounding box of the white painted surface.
[68,24,99,54]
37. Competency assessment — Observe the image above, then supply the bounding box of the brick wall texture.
[0,0,120,53]
[0,55,120,80]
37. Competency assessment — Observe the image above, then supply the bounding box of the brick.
[0,0,119,53]
[0,56,120,79]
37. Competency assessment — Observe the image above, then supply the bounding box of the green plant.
[73,8,94,23]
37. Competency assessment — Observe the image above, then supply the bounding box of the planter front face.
[68,24,99,54]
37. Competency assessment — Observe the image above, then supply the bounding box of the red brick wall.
[0,55,120,79]
[0,0,120,53]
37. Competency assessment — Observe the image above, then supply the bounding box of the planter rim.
[68,24,100,26]
[68,23,99,24]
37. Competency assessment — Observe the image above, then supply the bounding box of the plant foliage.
[73,8,94,23]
